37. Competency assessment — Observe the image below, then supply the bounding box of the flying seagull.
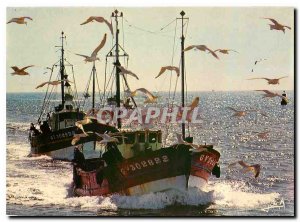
[155,66,180,79]
[227,107,267,117]
[76,33,107,63]
[131,88,158,103]
[75,118,93,134]
[247,76,288,85]
[228,160,261,178]
[183,45,219,59]
[255,90,283,98]
[175,133,208,152]
[214,49,239,54]
[252,58,267,72]
[71,133,89,145]
[80,16,113,35]
[118,66,139,80]
[35,80,71,89]
[262,18,291,33]
[95,133,120,144]
[10,65,34,76]
[7,17,32,25]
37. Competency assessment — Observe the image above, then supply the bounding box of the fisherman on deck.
[124,98,133,109]
[73,147,86,170]
[30,123,40,136]
[40,121,51,134]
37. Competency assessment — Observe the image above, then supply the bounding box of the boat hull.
[29,122,118,159]
[73,145,220,197]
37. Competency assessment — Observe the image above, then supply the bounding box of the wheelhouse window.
[138,133,145,143]
[124,133,135,144]
[149,132,157,143]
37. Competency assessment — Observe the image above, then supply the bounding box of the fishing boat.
[28,32,118,160]
[72,10,221,197]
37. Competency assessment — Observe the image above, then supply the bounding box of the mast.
[179,11,187,139]
[112,9,122,129]
[92,61,96,110]
[60,31,66,107]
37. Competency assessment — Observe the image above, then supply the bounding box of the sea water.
[6,91,294,216]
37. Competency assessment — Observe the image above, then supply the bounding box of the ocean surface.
[6,91,294,216]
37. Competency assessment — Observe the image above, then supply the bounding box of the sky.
[6,7,294,93]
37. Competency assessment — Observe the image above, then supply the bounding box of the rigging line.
[82,70,92,108]
[102,57,108,106]
[104,66,115,97]
[184,19,191,136]
[95,69,102,106]
[168,19,178,102]
[37,64,56,122]
[122,16,126,65]
[71,65,79,108]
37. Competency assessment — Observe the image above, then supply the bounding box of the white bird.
[262,18,291,33]
[247,76,288,85]
[155,66,180,79]
[71,133,89,145]
[95,133,120,144]
[227,107,267,117]
[175,133,208,152]
[80,16,113,35]
[255,90,283,98]
[11,65,34,76]
[75,118,93,134]
[76,33,107,63]
[7,17,32,25]
[131,88,158,103]
[214,49,239,54]
[228,160,261,178]
[35,80,71,89]
[183,45,219,59]
[118,66,139,80]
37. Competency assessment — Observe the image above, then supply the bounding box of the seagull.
[177,97,200,121]
[183,45,219,59]
[10,65,34,76]
[255,90,283,98]
[175,133,207,152]
[131,88,158,103]
[95,133,120,144]
[228,160,261,178]
[247,76,288,85]
[80,16,113,35]
[71,133,89,145]
[35,80,71,89]
[214,49,239,54]
[155,66,180,79]
[262,18,291,33]
[75,33,107,63]
[118,66,139,80]
[75,118,93,134]
[227,107,267,117]
[252,59,267,72]
[7,17,32,25]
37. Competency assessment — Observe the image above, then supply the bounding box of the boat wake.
[7,142,281,212]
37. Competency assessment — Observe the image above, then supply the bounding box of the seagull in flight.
[71,133,89,145]
[228,160,261,178]
[76,33,107,63]
[118,66,139,80]
[7,17,32,25]
[80,16,113,35]
[262,18,291,33]
[10,65,34,76]
[75,118,93,134]
[227,107,267,117]
[35,80,71,89]
[247,76,288,85]
[214,49,239,54]
[183,45,219,59]
[175,133,208,152]
[252,59,267,72]
[131,88,158,103]
[155,66,180,79]
[95,133,122,144]
[255,90,283,98]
